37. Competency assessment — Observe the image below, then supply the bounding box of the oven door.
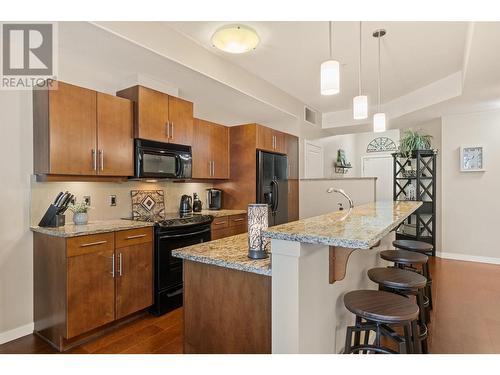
[155,225,211,292]
[137,147,181,179]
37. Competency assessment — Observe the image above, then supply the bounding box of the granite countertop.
[300,177,377,181]
[262,201,422,249]
[199,209,246,217]
[172,233,271,276]
[30,219,154,238]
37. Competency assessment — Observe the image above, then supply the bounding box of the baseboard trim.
[0,322,34,345]
[436,252,500,265]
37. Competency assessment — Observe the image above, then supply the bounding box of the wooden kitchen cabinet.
[115,229,153,320]
[33,227,153,351]
[96,93,134,176]
[286,133,299,179]
[211,214,247,240]
[192,118,230,179]
[117,85,193,146]
[256,124,286,154]
[33,80,134,179]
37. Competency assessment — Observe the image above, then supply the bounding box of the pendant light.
[373,28,386,132]
[353,22,368,120]
[320,22,340,95]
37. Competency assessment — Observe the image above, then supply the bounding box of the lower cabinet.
[33,227,153,351]
[211,214,247,240]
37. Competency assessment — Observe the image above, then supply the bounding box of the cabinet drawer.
[211,227,233,240]
[229,214,247,227]
[211,216,229,230]
[115,227,153,248]
[67,233,114,257]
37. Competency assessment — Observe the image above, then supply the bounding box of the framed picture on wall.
[460,146,485,172]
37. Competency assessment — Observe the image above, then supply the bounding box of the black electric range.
[126,213,214,315]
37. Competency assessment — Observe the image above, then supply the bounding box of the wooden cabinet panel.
[48,81,97,175]
[97,93,134,176]
[211,123,230,179]
[67,248,115,338]
[137,86,170,142]
[115,227,153,249]
[67,233,114,258]
[168,95,193,146]
[211,216,229,230]
[115,242,153,319]
[229,214,247,227]
[273,131,286,154]
[192,118,212,179]
[256,125,274,152]
[288,179,299,222]
[286,134,299,179]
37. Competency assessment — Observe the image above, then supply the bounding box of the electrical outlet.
[109,195,117,206]
[83,196,91,205]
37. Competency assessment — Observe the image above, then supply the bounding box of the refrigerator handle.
[274,179,280,214]
[270,180,276,213]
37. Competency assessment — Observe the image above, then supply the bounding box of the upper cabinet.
[117,85,193,146]
[256,124,286,154]
[192,118,230,179]
[33,81,134,177]
[285,133,299,179]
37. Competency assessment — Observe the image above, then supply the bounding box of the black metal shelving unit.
[393,150,437,256]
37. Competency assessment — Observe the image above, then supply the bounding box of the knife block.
[38,204,65,227]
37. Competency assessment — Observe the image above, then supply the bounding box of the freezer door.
[273,154,289,226]
[257,151,275,225]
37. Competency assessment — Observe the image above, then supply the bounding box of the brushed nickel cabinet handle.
[232,218,245,222]
[214,221,226,225]
[110,253,115,278]
[80,240,107,247]
[126,234,147,240]
[118,253,123,277]
[166,121,170,138]
[171,122,174,140]
[92,149,97,171]
[99,149,104,171]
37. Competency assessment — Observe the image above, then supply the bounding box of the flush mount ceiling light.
[373,28,387,133]
[353,22,368,120]
[211,24,260,54]
[320,22,340,96]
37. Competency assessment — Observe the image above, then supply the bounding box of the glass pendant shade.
[373,112,386,133]
[320,60,340,95]
[353,95,368,120]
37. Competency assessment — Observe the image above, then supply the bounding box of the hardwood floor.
[1,257,500,354]
[0,308,183,354]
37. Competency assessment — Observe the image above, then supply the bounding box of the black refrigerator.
[257,150,288,226]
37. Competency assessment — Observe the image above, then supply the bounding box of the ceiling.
[167,21,468,114]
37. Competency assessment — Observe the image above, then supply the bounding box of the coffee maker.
[206,188,222,210]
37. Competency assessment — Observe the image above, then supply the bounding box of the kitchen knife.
[53,192,63,205]
[60,194,74,213]
[54,192,66,207]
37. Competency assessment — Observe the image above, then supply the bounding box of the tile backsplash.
[30,176,213,225]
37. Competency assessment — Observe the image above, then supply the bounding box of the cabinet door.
[191,119,212,179]
[211,123,230,179]
[256,125,275,152]
[286,134,299,179]
[136,86,170,142]
[273,131,287,154]
[97,93,134,176]
[168,96,193,146]
[67,246,115,338]
[115,241,153,319]
[49,81,97,175]
[288,179,299,222]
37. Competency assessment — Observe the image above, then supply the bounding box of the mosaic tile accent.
[131,190,165,219]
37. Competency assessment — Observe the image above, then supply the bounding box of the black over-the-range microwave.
[134,139,192,179]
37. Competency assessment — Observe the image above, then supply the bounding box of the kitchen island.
[172,201,421,354]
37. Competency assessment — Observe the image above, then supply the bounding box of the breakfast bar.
[172,201,421,354]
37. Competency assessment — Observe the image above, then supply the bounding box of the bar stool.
[367,267,428,353]
[343,290,420,354]
[393,240,434,310]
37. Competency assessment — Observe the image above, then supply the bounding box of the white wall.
[440,110,500,263]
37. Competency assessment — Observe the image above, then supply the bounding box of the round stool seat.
[344,290,419,324]
[393,240,433,254]
[368,267,427,290]
[380,250,428,265]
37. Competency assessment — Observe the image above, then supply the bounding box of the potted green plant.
[399,129,432,158]
[68,202,91,225]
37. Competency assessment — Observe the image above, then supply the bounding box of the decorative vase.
[73,212,88,225]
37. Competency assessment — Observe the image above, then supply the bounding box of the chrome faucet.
[327,188,354,209]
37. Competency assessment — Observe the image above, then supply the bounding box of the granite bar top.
[262,201,422,249]
[172,233,271,276]
[300,177,377,181]
[30,219,154,238]
[199,209,246,217]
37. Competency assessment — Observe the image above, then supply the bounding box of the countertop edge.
[172,250,271,277]
[30,221,155,238]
